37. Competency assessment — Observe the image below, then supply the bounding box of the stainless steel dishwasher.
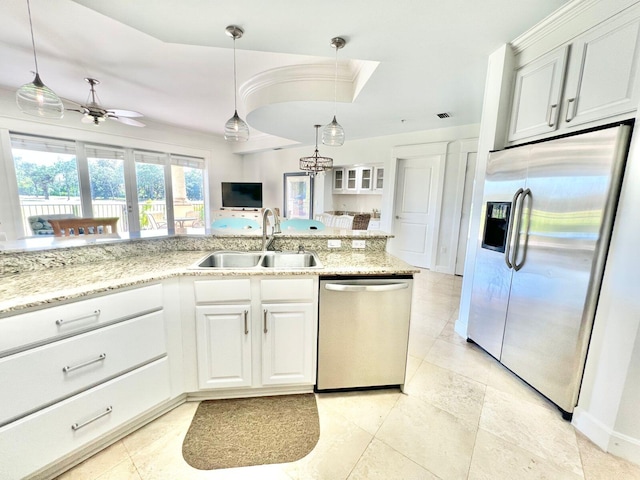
[316,276,413,391]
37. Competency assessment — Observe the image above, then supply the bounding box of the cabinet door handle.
[547,103,558,127]
[565,97,576,122]
[71,406,113,431]
[63,353,107,373]
[263,309,268,334]
[243,310,249,335]
[56,309,101,326]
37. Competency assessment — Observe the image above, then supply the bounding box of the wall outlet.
[352,240,366,249]
[328,239,342,248]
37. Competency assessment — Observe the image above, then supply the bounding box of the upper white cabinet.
[508,46,568,141]
[335,165,381,194]
[332,168,345,192]
[508,8,640,143]
[563,12,640,128]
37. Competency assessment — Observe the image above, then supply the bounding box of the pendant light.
[322,37,346,146]
[15,0,64,119]
[300,125,333,176]
[224,25,249,142]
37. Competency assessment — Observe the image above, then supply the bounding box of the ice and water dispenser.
[481,202,511,253]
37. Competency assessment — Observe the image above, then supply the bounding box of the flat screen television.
[221,182,263,209]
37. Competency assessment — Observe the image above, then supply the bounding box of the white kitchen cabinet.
[332,168,345,192]
[261,303,316,385]
[563,12,640,128]
[341,165,379,194]
[0,284,170,480]
[508,46,568,141]
[195,305,252,389]
[374,166,384,191]
[0,358,170,480]
[507,7,640,143]
[193,276,318,391]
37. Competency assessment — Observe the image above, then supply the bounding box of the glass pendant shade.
[224,25,249,142]
[322,115,345,146]
[16,0,64,119]
[16,73,64,118]
[224,110,250,142]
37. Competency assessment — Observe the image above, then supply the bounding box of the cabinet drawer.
[261,278,316,302]
[194,279,252,303]
[0,283,163,357]
[0,311,166,426]
[0,358,170,480]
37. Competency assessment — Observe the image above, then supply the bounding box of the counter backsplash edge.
[0,235,388,276]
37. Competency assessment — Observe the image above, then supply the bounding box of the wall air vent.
[436,112,451,119]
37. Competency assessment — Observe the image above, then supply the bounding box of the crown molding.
[511,0,600,54]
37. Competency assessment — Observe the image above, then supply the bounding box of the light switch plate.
[352,240,366,249]
[328,239,342,248]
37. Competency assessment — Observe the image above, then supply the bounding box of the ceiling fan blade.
[112,116,146,127]
[107,109,143,118]
[66,108,86,114]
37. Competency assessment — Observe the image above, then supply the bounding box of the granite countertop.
[0,250,418,316]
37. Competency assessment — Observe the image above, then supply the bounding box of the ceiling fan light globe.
[322,116,345,146]
[224,111,250,142]
[16,74,64,119]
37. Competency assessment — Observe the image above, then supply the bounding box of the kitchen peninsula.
[0,231,417,480]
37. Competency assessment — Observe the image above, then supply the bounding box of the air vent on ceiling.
[436,112,451,119]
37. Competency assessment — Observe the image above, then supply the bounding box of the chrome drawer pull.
[71,406,113,431]
[244,310,249,335]
[56,309,101,326]
[63,353,107,373]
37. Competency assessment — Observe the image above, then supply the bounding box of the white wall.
[0,86,241,240]
[241,124,480,273]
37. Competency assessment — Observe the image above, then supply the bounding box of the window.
[171,155,205,232]
[9,133,207,237]
[135,151,168,232]
[11,135,82,236]
[86,145,127,232]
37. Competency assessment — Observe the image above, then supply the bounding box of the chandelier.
[300,125,333,176]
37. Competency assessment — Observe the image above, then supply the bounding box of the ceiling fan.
[67,78,145,127]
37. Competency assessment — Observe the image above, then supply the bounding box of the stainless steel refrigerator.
[468,123,632,418]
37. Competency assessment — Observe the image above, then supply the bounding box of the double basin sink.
[190,250,323,270]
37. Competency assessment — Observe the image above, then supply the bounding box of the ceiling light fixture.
[322,37,346,147]
[300,125,333,176]
[15,0,63,118]
[224,25,249,142]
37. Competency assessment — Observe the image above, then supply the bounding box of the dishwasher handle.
[324,282,409,292]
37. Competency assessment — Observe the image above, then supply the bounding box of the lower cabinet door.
[261,303,316,386]
[0,358,170,480]
[195,305,252,389]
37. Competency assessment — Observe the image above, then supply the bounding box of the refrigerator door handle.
[513,188,532,271]
[504,188,524,269]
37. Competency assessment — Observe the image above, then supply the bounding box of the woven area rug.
[182,394,320,470]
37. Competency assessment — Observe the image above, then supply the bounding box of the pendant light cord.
[233,35,238,112]
[332,44,338,117]
[26,0,39,74]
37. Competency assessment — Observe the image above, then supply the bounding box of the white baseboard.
[573,406,640,466]
[454,317,468,339]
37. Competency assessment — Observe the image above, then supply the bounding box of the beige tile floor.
[56,269,640,480]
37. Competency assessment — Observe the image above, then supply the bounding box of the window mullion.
[123,148,140,234]
[75,142,92,218]
[164,154,175,235]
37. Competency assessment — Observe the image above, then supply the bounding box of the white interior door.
[393,156,443,268]
[455,152,477,275]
